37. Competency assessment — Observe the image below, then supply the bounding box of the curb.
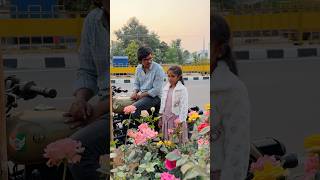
[111,76,210,84]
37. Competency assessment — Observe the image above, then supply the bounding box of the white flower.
[150,107,155,112]
[140,110,149,118]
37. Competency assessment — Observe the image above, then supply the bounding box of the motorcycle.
[5,75,75,180]
[247,137,299,179]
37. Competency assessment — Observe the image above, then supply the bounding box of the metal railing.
[110,64,210,76]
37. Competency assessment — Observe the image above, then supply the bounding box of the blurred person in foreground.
[63,0,110,179]
[211,14,251,180]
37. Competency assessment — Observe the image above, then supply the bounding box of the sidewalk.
[111,74,210,84]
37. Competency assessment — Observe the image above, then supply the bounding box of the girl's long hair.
[211,14,238,76]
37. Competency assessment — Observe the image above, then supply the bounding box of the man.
[130,46,165,119]
[63,0,110,179]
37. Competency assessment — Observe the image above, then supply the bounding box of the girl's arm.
[159,88,166,114]
[220,90,250,180]
[178,88,189,122]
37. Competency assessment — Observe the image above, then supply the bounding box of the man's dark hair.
[137,46,153,62]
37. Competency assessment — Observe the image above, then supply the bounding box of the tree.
[156,41,169,64]
[174,39,184,64]
[125,41,139,65]
[192,52,200,64]
[165,48,178,64]
[114,17,161,50]
[182,50,191,62]
[111,41,125,59]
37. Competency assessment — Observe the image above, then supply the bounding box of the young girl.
[211,14,250,180]
[159,65,189,143]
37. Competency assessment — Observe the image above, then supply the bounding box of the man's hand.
[64,88,94,129]
[63,98,93,129]
[137,92,149,100]
[131,91,138,100]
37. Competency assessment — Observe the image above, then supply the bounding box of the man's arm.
[131,67,140,100]
[147,67,164,98]
[133,67,140,92]
[73,15,99,99]
[74,88,94,101]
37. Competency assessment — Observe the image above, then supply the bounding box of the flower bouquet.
[110,103,211,180]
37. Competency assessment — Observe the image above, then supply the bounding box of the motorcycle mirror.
[281,153,298,169]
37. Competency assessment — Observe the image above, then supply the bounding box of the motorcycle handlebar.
[28,85,57,98]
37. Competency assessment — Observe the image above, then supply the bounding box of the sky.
[110,0,210,52]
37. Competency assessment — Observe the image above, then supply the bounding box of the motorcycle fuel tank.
[6,105,77,164]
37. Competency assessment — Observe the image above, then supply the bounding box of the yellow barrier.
[110,65,210,74]
[0,18,84,46]
[0,18,83,37]
[225,12,320,32]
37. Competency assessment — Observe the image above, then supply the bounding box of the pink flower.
[204,139,209,145]
[168,129,174,134]
[127,129,137,138]
[161,172,180,180]
[138,123,158,139]
[204,111,210,116]
[140,110,149,117]
[123,105,137,114]
[138,123,149,131]
[165,159,177,171]
[43,138,85,167]
[250,155,280,172]
[165,149,180,171]
[134,132,148,145]
[204,117,209,122]
[304,154,320,180]
[174,118,181,126]
[198,138,204,145]
[172,149,181,156]
[129,123,158,145]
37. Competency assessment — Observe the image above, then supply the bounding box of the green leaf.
[153,116,161,121]
[117,171,126,178]
[145,163,155,173]
[160,146,169,153]
[133,174,142,179]
[139,163,147,169]
[128,150,136,161]
[181,162,194,174]
[199,126,210,135]
[176,156,188,167]
[155,173,161,178]
[144,152,152,162]
[118,165,126,171]
[165,152,181,161]
[184,168,200,179]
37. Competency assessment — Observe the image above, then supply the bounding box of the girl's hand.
[174,118,181,127]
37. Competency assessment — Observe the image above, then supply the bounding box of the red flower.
[165,159,177,171]
[197,123,209,132]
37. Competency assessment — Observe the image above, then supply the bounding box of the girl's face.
[167,70,180,86]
